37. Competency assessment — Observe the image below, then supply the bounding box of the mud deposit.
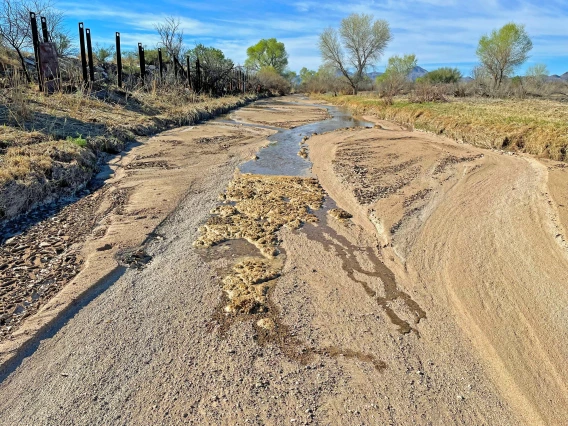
[197,172,388,373]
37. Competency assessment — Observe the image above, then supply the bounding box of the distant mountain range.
[367,67,568,83]
[546,72,568,82]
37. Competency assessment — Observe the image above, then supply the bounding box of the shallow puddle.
[222,101,374,176]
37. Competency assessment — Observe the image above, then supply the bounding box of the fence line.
[22,13,255,96]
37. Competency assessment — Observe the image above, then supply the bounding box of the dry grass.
[0,77,260,220]
[314,94,568,161]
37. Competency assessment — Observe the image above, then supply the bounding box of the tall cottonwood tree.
[245,38,288,74]
[319,13,391,94]
[476,22,532,90]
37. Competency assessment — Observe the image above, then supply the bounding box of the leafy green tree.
[245,38,288,74]
[476,22,532,89]
[52,32,75,57]
[319,13,391,94]
[376,54,417,100]
[420,67,462,84]
[299,67,316,84]
[282,69,298,88]
[525,63,549,92]
[525,63,548,79]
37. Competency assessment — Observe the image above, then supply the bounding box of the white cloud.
[58,0,568,74]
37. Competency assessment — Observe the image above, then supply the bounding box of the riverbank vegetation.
[313,93,568,161]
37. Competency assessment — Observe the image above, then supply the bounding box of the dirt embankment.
[308,117,568,425]
[313,94,568,161]
[0,90,263,222]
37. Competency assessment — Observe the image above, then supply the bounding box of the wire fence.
[23,12,255,96]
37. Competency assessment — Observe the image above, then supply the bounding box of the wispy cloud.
[57,0,568,74]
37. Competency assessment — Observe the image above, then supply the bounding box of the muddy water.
[237,104,374,176]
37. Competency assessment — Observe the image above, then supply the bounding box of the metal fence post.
[86,28,95,82]
[186,56,191,88]
[115,32,122,88]
[78,23,88,84]
[40,16,49,42]
[138,43,145,85]
[29,12,42,91]
[158,48,163,81]
[195,58,201,93]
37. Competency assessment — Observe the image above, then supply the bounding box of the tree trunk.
[15,48,32,83]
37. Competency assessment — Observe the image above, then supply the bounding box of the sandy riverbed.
[0,96,566,425]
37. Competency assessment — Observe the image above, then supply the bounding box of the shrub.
[419,67,462,84]
[410,82,448,103]
[255,67,291,95]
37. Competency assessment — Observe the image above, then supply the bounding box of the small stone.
[257,318,275,330]
[4,237,17,245]
[39,242,51,248]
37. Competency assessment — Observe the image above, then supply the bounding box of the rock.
[328,208,353,220]
[257,318,275,330]
[4,237,17,245]
[39,242,51,248]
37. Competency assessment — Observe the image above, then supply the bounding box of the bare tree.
[0,0,71,81]
[155,16,183,64]
[319,13,391,94]
[0,0,32,81]
[27,0,74,57]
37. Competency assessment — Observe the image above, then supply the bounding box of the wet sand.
[308,117,568,424]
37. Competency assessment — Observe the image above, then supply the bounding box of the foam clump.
[194,173,324,258]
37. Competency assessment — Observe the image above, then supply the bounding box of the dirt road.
[0,97,567,425]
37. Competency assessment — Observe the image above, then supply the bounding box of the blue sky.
[57,0,568,76]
